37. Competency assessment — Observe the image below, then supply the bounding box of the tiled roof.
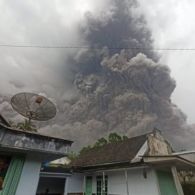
[71,134,148,167]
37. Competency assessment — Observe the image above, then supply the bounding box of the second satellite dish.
[11,92,57,122]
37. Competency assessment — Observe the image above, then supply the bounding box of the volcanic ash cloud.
[52,0,194,149]
[57,51,192,149]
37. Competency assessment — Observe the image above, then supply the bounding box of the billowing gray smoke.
[40,0,195,150]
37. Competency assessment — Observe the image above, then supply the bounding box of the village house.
[0,114,73,195]
[1,112,195,195]
[39,130,195,195]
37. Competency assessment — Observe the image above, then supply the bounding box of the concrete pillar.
[125,169,129,195]
[15,155,42,195]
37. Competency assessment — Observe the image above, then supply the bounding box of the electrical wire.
[0,44,195,51]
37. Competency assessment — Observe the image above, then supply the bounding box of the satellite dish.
[11,92,57,122]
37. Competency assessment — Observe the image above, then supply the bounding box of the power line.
[0,44,89,49]
[0,43,195,51]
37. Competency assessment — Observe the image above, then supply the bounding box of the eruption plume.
[41,0,194,149]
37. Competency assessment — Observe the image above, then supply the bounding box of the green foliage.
[79,133,128,154]
[68,151,78,161]
[14,119,37,132]
[108,133,122,143]
[69,133,129,162]
[94,138,108,148]
[122,135,128,140]
[79,145,92,155]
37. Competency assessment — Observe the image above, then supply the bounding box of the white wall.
[106,171,126,195]
[89,168,160,195]
[127,169,160,195]
[64,167,160,195]
[15,154,42,195]
[66,173,84,195]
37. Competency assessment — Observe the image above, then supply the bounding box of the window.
[96,175,108,195]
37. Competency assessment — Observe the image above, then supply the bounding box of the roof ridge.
[71,132,148,168]
[126,131,152,140]
[79,132,150,153]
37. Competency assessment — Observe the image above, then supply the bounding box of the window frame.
[96,175,108,195]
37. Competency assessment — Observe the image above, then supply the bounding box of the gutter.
[92,165,149,173]
[72,161,145,173]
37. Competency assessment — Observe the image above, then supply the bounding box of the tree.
[15,119,37,132]
[108,133,122,143]
[79,132,128,154]
[122,135,128,140]
[94,138,108,148]
[68,151,78,161]
[79,145,92,155]
[70,133,129,162]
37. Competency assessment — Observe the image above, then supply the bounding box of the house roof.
[71,134,148,168]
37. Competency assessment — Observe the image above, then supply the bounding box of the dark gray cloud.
[40,0,195,150]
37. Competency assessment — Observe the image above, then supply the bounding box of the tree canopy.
[79,132,128,155]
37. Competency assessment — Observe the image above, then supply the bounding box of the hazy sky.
[0,0,195,124]
[139,0,195,123]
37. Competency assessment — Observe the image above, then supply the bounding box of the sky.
[0,0,195,127]
[139,0,195,123]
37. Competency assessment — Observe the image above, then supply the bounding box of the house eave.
[72,161,145,173]
[143,155,195,171]
[40,171,72,178]
[0,123,72,158]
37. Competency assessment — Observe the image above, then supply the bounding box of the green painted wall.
[157,170,178,195]
[0,156,25,195]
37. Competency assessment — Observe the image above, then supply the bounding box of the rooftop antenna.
[11,92,56,130]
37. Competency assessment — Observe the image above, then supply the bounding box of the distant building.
[40,130,195,195]
[0,114,73,195]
